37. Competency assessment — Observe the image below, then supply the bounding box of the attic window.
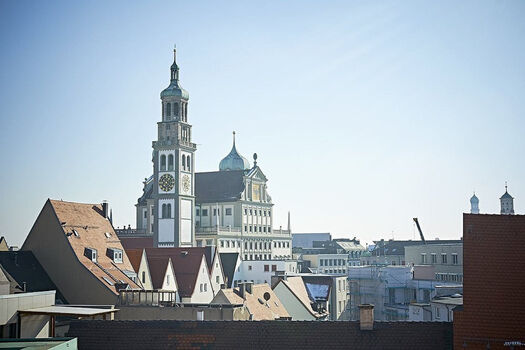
[107,248,123,263]
[84,248,97,262]
[72,229,79,237]
[104,232,112,238]
[102,277,114,286]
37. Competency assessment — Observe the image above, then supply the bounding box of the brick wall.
[454,214,525,349]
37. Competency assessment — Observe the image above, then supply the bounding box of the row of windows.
[196,208,232,217]
[244,208,271,217]
[163,102,188,122]
[244,225,271,233]
[244,254,278,261]
[435,273,463,282]
[421,253,459,265]
[320,258,346,267]
[84,247,122,264]
[199,282,208,292]
[322,269,347,274]
[159,154,191,172]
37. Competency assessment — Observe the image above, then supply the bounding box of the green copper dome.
[160,48,189,100]
[219,132,251,171]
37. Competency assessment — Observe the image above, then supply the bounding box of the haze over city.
[1,0,524,247]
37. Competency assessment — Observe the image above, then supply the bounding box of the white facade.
[302,253,349,275]
[233,260,298,286]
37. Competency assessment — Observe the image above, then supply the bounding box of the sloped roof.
[144,248,207,298]
[146,256,170,290]
[214,284,290,320]
[120,237,154,250]
[279,276,326,319]
[47,200,140,294]
[67,320,454,349]
[0,236,8,251]
[125,249,143,273]
[0,251,67,303]
[219,253,239,288]
[195,170,245,203]
[203,246,216,274]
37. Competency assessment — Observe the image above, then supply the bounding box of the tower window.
[174,102,179,116]
[160,155,166,171]
[187,155,191,171]
[166,103,171,117]
[162,203,172,218]
[168,154,174,171]
[182,155,186,170]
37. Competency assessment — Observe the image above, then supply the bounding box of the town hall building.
[133,49,292,260]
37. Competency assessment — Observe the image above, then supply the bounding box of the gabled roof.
[195,170,245,203]
[144,248,207,298]
[203,246,216,274]
[67,320,453,349]
[125,249,144,273]
[0,236,8,251]
[278,276,327,319]
[45,200,140,294]
[214,284,290,320]
[0,251,67,303]
[146,256,171,290]
[219,253,239,288]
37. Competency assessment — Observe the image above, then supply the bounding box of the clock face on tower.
[181,174,191,194]
[159,174,175,192]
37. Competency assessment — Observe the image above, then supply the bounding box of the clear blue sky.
[1,0,524,247]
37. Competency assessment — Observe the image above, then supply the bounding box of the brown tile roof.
[144,248,207,298]
[217,284,290,320]
[125,249,143,273]
[119,237,153,250]
[67,320,453,349]
[146,256,170,290]
[48,200,139,294]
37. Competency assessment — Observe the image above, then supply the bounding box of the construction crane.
[413,218,427,244]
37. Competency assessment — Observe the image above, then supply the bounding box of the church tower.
[500,183,514,215]
[152,48,196,247]
[470,193,479,214]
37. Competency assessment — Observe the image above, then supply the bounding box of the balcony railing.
[115,228,147,236]
[118,290,177,306]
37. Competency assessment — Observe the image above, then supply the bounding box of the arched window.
[160,155,166,171]
[187,155,191,171]
[182,155,186,170]
[167,204,171,218]
[174,102,179,116]
[166,103,171,117]
[162,204,167,218]
[168,154,174,171]
[185,103,188,121]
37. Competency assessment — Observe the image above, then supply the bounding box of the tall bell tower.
[152,47,196,247]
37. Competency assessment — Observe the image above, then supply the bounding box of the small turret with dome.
[500,182,515,215]
[470,192,479,214]
[219,132,251,171]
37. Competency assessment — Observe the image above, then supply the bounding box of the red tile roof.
[144,248,207,298]
[125,249,143,273]
[68,320,453,349]
[146,256,170,290]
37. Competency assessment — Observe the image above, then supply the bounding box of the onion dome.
[160,47,189,100]
[470,194,479,204]
[219,132,251,171]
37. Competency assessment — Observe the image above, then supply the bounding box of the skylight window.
[102,277,114,286]
[104,232,112,238]
[73,229,79,237]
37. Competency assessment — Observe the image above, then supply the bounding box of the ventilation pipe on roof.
[358,304,374,331]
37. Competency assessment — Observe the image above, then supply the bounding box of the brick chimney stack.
[358,304,374,331]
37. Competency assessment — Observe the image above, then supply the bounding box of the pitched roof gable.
[47,200,139,293]
[219,253,239,288]
[146,256,171,290]
[144,248,207,298]
[280,277,326,319]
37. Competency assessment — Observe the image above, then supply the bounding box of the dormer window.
[84,247,97,262]
[107,248,123,263]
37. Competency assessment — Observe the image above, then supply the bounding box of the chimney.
[358,304,374,331]
[238,281,253,300]
[102,201,109,219]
